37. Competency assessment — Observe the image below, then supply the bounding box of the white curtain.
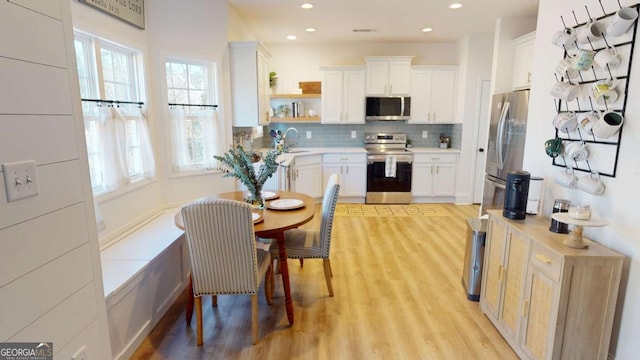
[113,107,156,179]
[170,107,223,172]
[99,107,129,191]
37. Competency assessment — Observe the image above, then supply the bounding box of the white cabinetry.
[365,56,413,96]
[322,153,366,200]
[411,153,457,200]
[480,211,623,360]
[230,41,271,126]
[320,67,365,124]
[290,154,323,198]
[512,31,536,90]
[409,66,458,123]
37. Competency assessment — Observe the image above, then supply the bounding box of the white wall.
[526,0,640,357]
[456,34,495,204]
[0,0,111,358]
[70,0,236,244]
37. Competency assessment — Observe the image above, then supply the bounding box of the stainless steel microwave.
[365,96,411,121]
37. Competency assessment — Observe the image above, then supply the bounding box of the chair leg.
[323,259,334,297]
[264,262,274,305]
[299,259,304,267]
[186,275,194,326]
[212,295,218,307]
[195,297,203,346]
[251,294,259,345]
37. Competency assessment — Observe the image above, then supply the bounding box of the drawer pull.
[535,254,552,265]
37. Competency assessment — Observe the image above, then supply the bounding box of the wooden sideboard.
[480,210,623,360]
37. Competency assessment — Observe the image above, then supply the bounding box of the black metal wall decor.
[551,1,639,178]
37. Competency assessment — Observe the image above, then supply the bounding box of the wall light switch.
[306,131,312,139]
[422,131,429,139]
[2,160,39,202]
[351,131,357,139]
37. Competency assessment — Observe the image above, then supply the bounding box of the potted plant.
[269,71,278,93]
[214,145,282,209]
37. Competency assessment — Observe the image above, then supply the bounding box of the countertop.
[255,147,460,166]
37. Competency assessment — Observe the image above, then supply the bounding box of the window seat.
[100,207,188,360]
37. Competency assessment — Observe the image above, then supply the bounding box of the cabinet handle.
[435,165,439,174]
[433,112,436,122]
[498,265,503,281]
[535,253,552,265]
[346,165,349,175]
[522,300,529,318]
[389,84,393,94]
[527,72,532,84]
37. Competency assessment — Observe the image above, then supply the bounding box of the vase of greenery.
[214,145,282,209]
[269,71,278,93]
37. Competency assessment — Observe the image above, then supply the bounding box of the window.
[74,33,155,195]
[165,58,222,173]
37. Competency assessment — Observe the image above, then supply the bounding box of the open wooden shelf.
[270,116,321,123]
[270,93,320,99]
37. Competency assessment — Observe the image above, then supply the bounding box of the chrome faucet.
[282,127,299,150]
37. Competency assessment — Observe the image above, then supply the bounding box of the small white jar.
[568,205,592,220]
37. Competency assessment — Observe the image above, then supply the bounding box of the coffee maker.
[503,171,531,220]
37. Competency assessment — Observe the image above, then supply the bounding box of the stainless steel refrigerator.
[480,90,529,215]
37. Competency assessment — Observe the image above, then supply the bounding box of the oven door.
[366,155,413,193]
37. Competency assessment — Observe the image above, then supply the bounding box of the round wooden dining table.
[175,191,316,326]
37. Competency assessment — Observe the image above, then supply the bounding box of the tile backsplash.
[236,121,462,150]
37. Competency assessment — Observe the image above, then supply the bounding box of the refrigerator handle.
[496,101,510,170]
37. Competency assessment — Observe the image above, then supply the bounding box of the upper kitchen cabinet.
[365,56,413,96]
[512,31,536,90]
[320,66,366,124]
[409,66,458,124]
[230,41,271,126]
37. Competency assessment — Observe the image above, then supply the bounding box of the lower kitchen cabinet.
[411,153,457,200]
[290,154,323,198]
[322,153,366,200]
[480,210,623,360]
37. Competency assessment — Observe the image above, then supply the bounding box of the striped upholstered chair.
[270,173,340,296]
[181,199,274,346]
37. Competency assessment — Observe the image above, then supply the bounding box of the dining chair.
[181,198,274,346]
[270,173,340,296]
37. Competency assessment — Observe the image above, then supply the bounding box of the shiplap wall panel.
[0,57,72,115]
[8,283,98,355]
[0,245,93,339]
[7,0,62,20]
[0,203,88,287]
[1,1,65,66]
[0,115,78,167]
[55,321,103,360]
[0,0,110,357]
[0,161,84,229]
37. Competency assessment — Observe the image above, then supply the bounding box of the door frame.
[472,79,492,204]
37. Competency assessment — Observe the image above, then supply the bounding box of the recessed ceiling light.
[287,35,297,40]
[305,27,317,32]
[449,3,463,9]
[301,3,313,9]
[421,27,433,33]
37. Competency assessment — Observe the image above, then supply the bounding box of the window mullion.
[93,40,107,99]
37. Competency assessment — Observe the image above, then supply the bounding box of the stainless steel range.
[365,133,413,204]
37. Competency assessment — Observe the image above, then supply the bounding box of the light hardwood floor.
[129,204,517,360]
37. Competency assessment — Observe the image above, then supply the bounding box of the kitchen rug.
[334,204,452,217]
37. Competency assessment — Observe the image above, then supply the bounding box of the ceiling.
[227,0,539,45]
